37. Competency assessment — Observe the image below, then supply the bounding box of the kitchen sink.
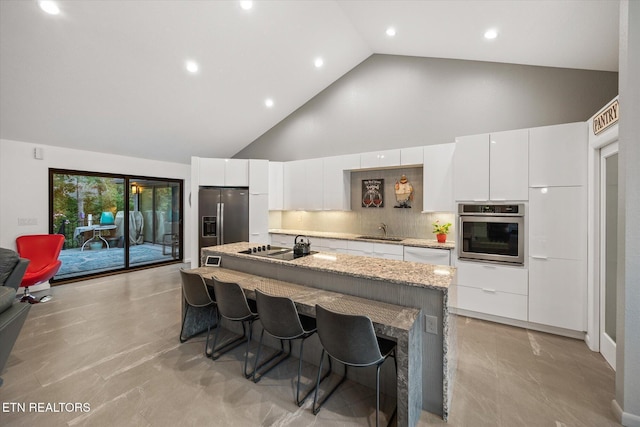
[357,235,404,242]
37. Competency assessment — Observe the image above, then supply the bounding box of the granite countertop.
[192,267,421,334]
[269,228,456,250]
[204,242,456,292]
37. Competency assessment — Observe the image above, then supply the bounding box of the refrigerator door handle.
[218,202,224,245]
[216,203,222,245]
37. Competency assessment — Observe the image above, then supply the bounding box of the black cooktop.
[238,245,317,261]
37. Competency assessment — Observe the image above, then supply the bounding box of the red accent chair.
[16,234,65,303]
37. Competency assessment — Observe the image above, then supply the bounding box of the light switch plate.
[424,315,438,335]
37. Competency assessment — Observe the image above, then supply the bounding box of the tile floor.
[0,264,620,426]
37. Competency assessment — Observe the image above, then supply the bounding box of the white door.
[600,142,618,370]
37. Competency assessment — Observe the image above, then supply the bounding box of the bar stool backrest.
[255,289,305,339]
[213,278,254,321]
[180,269,213,308]
[315,304,384,367]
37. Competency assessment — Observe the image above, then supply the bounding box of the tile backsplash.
[273,167,456,240]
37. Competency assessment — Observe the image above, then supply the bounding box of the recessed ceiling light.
[185,61,199,73]
[38,1,60,15]
[240,1,253,10]
[265,98,274,108]
[386,27,396,37]
[314,57,324,68]
[484,29,498,40]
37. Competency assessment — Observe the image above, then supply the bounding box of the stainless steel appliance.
[458,203,524,265]
[199,187,249,262]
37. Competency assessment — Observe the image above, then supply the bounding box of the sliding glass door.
[50,170,182,282]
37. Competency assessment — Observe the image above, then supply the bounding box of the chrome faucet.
[378,223,387,237]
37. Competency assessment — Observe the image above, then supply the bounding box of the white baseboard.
[450,307,586,341]
[613,399,640,427]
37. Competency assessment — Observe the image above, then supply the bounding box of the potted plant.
[432,220,452,243]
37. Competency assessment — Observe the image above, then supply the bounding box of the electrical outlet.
[424,315,438,335]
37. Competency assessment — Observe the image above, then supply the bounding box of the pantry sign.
[593,99,619,135]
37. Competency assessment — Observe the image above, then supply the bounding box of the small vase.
[436,233,447,243]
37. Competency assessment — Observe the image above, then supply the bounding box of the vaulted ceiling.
[0,0,620,164]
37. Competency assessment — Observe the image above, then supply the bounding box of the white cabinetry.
[270,233,296,248]
[489,129,529,201]
[453,261,528,321]
[346,240,374,257]
[527,122,587,332]
[283,158,324,210]
[528,186,587,331]
[199,158,249,186]
[403,246,451,266]
[312,237,348,254]
[453,129,528,201]
[529,122,587,187]
[269,162,284,210]
[360,149,401,169]
[400,147,423,166]
[249,160,269,194]
[373,243,404,260]
[529,258,586,331]
[423,143,455,212]
[345,240,403,260]
[453,134,490,201]
[248,159,269,244]
[249,194,269,244]
[323,154,360,210]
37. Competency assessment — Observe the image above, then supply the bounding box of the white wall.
[236,54,618,161]
[616,1,640,425]
[0,138,192,262]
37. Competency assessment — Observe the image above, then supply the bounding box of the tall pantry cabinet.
[528,122,588,332]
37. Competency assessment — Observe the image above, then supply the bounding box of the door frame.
[586,96,619,355]
[598,142,618,369]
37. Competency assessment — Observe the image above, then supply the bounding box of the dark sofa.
[0,247,31,386]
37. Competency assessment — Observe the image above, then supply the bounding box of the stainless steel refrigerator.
[198,187,249,258]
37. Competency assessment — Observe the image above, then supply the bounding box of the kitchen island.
[199,242,457,426]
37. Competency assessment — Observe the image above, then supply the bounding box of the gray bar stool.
[210,277,259,378]
[312,304,397,427]
[253,289,330,406]
[179,269,217,357]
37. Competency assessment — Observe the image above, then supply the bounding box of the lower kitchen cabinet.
[345,240,374,257]
[452,261,528,321]
[453,285,528,321]
[373,243,404,260]
[311,237,348,254]
[403,246,451,266]
[270,233,296,248]
[528,257,586,331]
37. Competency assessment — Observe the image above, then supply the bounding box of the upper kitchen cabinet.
[400,146,424,166]
[199,158,249,187]
[249,159,269,194]
[423,143,455,212]
[529,122,587,187]
[268,162,284,210]
[283,158,324,210]
[489,129,529,201]
[323,154,360,211]
[360,149,401,169]
[453,130,528,201]
[453,133,490,201]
